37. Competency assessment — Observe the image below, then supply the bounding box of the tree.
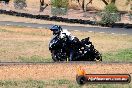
[51,0,68,15]
[75,0,118,12]
[14,0,27,9]
[102,0,116,5]
[102,0,108,5]
[76,0,92,12]
[40,0,49,12]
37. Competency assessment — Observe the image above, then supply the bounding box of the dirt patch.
[0,63,132,81]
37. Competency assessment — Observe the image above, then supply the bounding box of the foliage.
[99,12,120,26]
[51,0,68,15]
[14,0,26,4]
[104,3,118,13]
[51,7,67,15]
[14,0,27,9]
[51,0,68,8]
[100,3,119,26]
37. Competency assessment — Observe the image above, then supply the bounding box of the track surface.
[0,21,132,35]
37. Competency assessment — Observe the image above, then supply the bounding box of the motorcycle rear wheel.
[93,49,102,61]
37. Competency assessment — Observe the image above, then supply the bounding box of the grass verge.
[0,79,131,88]
[103,48,132,62]
[17,48,132,62]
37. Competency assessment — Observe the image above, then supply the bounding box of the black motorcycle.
[49,26,102,61]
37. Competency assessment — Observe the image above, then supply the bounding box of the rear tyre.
[93,49,102,61]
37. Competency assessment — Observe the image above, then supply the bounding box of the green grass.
[0,79,80,88]
[0,79,131,88]
[17,48,132,62]
[0,79,45,88]
[102,48,132,62]
[0,28,14,33]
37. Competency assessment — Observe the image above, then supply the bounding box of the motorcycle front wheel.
[51,50,67,62]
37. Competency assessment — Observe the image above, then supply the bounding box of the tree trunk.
[40,0,44,6]
[102,0,108,5]
[86,0,93,9]
[76,0,82,8]
[40,0,48,12]
[82,0,85,11]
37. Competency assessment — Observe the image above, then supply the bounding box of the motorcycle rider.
[50,25,76,40]
[49,25,102,61]
[50,25,81,61]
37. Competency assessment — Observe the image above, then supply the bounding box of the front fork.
[69,49,74,61]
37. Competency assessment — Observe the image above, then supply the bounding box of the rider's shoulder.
[61,29,71,36]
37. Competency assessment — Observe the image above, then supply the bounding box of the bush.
[51,7,67,15]
[104,3,118,13]
[129,14,132,20]
[51,0,68,8]
[100,3,119,26]
[14,0,27,10]
[51,0,68,15]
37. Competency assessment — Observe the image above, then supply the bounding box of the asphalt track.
[0,21,132,35]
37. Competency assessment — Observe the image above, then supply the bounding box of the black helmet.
[50,25,62,35]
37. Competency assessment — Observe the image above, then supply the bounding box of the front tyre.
[51,50,67,62]
[51,50,59,62]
